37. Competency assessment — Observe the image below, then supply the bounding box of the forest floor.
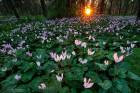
[0,16,140,93]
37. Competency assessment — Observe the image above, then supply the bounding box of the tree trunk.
[108,0,113,15]
[130,2,135,14]
[66,0,72,16]
[118,0,122,15]
[40,0,47,17]
[124,0,129,15]
[2,0,20,18]
[9,0,20,19]
[98,0,105,14]
[137,0,140,20]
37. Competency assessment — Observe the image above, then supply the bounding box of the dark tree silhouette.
[40,0,47,17]
[2,0,20,19]
[108,0,113,14]
[10,0,20,19]
[98,0,105,14]
[137,0,140,20]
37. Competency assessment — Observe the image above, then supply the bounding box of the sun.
[85,7,91,16]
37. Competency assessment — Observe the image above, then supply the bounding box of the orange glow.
[84,6,92,16]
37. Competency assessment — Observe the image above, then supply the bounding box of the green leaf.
[98,80,112,90]
[118,68,127,78]
[21,70,35,82]
[65,67,84,81]
[106,52,114,61]
[95,63,108,71]
[43,61,58,73]
[14,85,30,93]
[59,87,69,93]
[82,89,93,93]
[114,79,130,93]
[71,88,77,93]
[19,61,35,72]
[29,77,42,92]
[48,78,62,90]
[85,71,102,83]
[35,49,47,63]
[127,72,140,81]
[1,75,17,88]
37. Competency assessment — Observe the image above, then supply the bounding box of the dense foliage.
[0,16,140,93]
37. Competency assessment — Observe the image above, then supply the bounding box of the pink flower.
[50,52,57,59]
[2,43,13,49]
[26,51,32,57]
[113,52,124,63]
[75,40,82,46]
[83,78,94,88]
[0,49,6,53]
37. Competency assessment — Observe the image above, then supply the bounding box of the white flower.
[81,42,87,48]
[56,73,63,82]
[12,58,17,62]
[72,51,76,55]
[131,43,135,48]
[126,47,131,51]
[88,35,92,40]
[79,58,88,64]
[50,70,55,73]
[66,54,71,59]
[60,51,67,60]
[54,55,61,62]
[87,48,95,55]
[15,74,21,81]
[120,36,123,39]
[83,78,94,88]
[103,41,106,45]
[120,46,125,53]
[38,83,46,90]
[50,51,68,62]
[127,40,130,44]
[36,61,41,67]
[104,60,109,65]
[96,43,99,46]
[1,67,7,72]
[37,55,42,59]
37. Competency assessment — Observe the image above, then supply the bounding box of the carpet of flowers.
[0,16,140,93]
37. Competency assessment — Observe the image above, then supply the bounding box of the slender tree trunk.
[108,0,113,15]
[137,0,140,20]
[2,1,10,15]
[40,0,47,17]
[2,0,19,17]
[9,0,20,19]
[98,0,105,14]
[130,2,135,14]
[67,0,71,16]
[124,0,129,15]
[118,0,122,15]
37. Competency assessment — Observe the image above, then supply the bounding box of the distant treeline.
[0,0,139,19]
